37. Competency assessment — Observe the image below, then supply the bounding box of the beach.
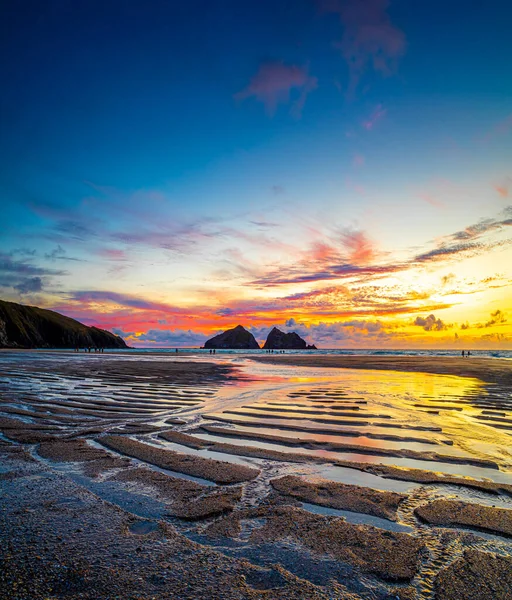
[1,350,511,599]
[251,354,512,386]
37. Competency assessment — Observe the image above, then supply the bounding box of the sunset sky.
[1,0,511,348]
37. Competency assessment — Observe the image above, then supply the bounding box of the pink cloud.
[344,176,366,195]
[362,104,387,130]
[494,178,511,198]
[483,113,512,142]
[322,0,406,99]
[418,193,444,209]
[340,228,377,265]
[98,249,127,260]
[352,153,365,167]
[235,61,317,117]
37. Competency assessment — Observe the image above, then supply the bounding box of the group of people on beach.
[461,350,472,358]
[74,347,105,353]
[208,349,216,354]
[266,349,286,354]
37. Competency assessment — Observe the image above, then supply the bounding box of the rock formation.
[0,299,128,349]
[204,325,260,349]
[263,327,316,350]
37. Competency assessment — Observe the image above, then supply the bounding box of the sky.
[1,0,511,348]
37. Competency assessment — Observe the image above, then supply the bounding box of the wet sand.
[270,475,406,521]
[415,498,512,537]
[1,350,512,599]
[251,354,512,386]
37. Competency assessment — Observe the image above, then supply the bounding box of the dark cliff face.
[263,327,316,349]
[0,299,128,349]
[204,325,260,349]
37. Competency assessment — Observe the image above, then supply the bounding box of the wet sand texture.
[351,463,512,496]
[249,506,425,581]
[112,466,243,520]
[164,428,512,496]
[270,475,406,521]
[415,499,512,537]
[101,435,260,484]
[198,423,499,469]
[0,453,342,600]
[251,354,512,386]
[37,438,131,477]
[2,351,512,599]
[434,549,512,599]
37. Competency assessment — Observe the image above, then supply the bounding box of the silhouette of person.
[462,350,465,358]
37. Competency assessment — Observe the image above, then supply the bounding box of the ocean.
[98,347,512,359]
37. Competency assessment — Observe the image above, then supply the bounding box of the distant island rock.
[0,299,128,349]
[263,327,317,350]
[204,324,260,349]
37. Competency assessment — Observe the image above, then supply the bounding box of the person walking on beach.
[461,350,465,358]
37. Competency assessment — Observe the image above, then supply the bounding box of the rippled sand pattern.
[1,351,511,599]
[203,369,512,475]
[0,352,227,439]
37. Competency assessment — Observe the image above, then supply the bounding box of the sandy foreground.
[1,351,512,599]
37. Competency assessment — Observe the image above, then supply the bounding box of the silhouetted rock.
[263,327,316,350]
[0,299,128,349]
[204,325,260,349]
[306,344,317,350]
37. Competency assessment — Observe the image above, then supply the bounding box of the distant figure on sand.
[462,350,465,358]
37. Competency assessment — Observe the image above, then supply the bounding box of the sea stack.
[204,324,260,349]
[263,326,316,350]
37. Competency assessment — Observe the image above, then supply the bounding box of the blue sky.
[1,0,511,347]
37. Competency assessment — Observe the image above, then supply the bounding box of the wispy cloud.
[235,61,317,117]
[361,104,387,130]
[352,153,365,168]
[449,216,512,241]
[322,0,406,99]
[66,291,189,314]
[14,277,43,294]
[271,185,286,195]
[340,228,378,265]
[418,193,444,209]
[250,208,511,287]
[494,178,512,198]
[482,113,512,142]
[44,245,83,262]
[97,249,128,261]
[0,252,65,296]
[481,309,507,328]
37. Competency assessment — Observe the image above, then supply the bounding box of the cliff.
[263,327,316,350]
[204,325,260,349]
[0,299,128,349]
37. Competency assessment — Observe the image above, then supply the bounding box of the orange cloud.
[340,229,377,265]
[494,178,511,198]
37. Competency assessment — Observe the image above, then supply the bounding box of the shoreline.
[2,348,511,385]
[249,354,512,386]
